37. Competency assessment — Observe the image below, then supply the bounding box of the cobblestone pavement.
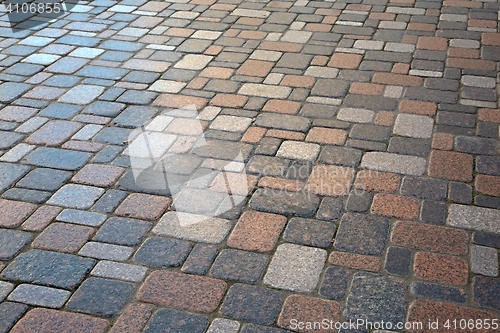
[0,0,499,332]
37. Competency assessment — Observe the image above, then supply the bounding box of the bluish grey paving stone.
[411,282,467,303]
[15,117,47,133]
[334,213,390,256]
[0,281,14,302]
[5,63,43,76]
[76,65,129,80]
[283,217,336,248]
[0,229,33,260]
[59,85,105,104]
[0,131,24,149]
[0,302,28,333]
[191,139,254,162]
[220,284,284,326]
[22,147,91,171]
[345,272,408,324]
[39,103,82,119]
[92,145,123,163]
[144,308,209,333]
[475,196,500,209]
[311,79,349,98]
[46,57,88,74]
[91,189,128,213]
[172,188,226,215]
[94,217,151,246]
[317,197,344,221]
[116,90,158,104]
[384,247,412,276]
[100,51,133,62]
[319,266,351,301]
[455,136,497,155]
[83,101,125,117]
[117,170,173,196]
[8,284,71,308]
[44,75,82,88]
[0,144,35,162]
[240,324,293,333]
[0,82,31,103]
[113,106,158,128]
[27,120,82,146]
[3,188,52,204]
[17,168,72,191]
[420,200,446,225]
[182,244,218,275]
[123,71,160,84]
[0,162,30,192]
[78,242,134,261]
[94,127,133,145]
[400,176,447,201]
[57,35,101,47]
[249,188,319,218]
[91,260,147,282]
[101,40,143,51]
[57,209,107,227]
[254,113,310,132]
[67,277,135,317]
[99,87,125,101]
[1,249,95,289]
[48,184,104,209]
[134,236,193,268]
[210,249,269,284]
[473,276,500,311]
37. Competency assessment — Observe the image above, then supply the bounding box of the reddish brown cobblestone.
[414,252,469,286]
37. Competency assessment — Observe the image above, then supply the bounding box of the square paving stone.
[345,272,408,324]
[33,222,93,253]
[220,284,284,326]
[39,103,82,119]
[264,243,327,292]
[319,266,351,301]
[115,193,169,221]
[181,244,219,275]
[0,162,31,192]
[27,121,82,146]
[48,184,104,209]
[2,188,48,204]
[1,249,95,289]
[283,217,336,248]
[0,229,32,260]
[17,168,72,191]
[134,236,193,268]
[67,277,135,317]
[144,309,209,333]
[210,249,269,284]
[334,212,390,256]
[249,188,319,218]
[83,101,125,117]
[94,217,151,246]
[0,281,14,302]
[22,147,91,171]
[0,82,32,103]
[473,276,500,311]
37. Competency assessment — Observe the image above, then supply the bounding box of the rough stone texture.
[138,270,227,313]
[0,229,33,260]
[264,243,327,292]
[471,245,499,277]
[210,249,269,284]
[7,284,70,308]
[144,309,209,333]
[361,152,427,176]
[413,252,468,286]
[345,273,408,324]
[134,237,192,268]
[283,217,336,248]
[447,204,500,233]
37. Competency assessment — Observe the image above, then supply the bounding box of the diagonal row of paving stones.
[0,0,499,332]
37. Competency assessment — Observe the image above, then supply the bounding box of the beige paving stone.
[175,54,213,70]
[238,83,291,99]
[276,141,320,161]
[209,115,252,133]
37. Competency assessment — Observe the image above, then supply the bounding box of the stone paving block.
[411,282,467,304]
[181,244,218,275]
[72,164,124,187]
[134,236,192,268]
[207,318,240,333]
[283,217,336,248]
[334,212,389,256]
[138,270,227,313]
[22,147,91,171]
[154,211,232,244]
[210,249,269,284]
[249,188,319,217]
[95,217,151,246]
[278,295,340,333]
[305,164,354,196]
[227,210,286,252]
[471,245,498,277]
[414,252,468,286]
[361,152,427,176]
[220,284,283,326]
[0,131,24,150]
[0,302,29,333]
[473,276,500,311]
[56,209,107,227]
[115,193,169,221]
[91,260,148,282]
[277,141,320,161]
[345,272,408,324]
[109,303,153,333]
[319,266,351,301]
[0,281,14,302]
[447,204,500,234]
[32,222,93,253]
[319,146,362,167]
[0,162,31,193]
[78,242,133,261]
[67,277,135,317]
[371,193,420,220]
[0,198,37,228]
[48,184,104,209]
[0,229,32,260]
[1,250,95,289]
[393,114,434,139]
[8,284,70,309]
[264,243,327,292]
[337,107,374,123]
[17,168,72,192]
